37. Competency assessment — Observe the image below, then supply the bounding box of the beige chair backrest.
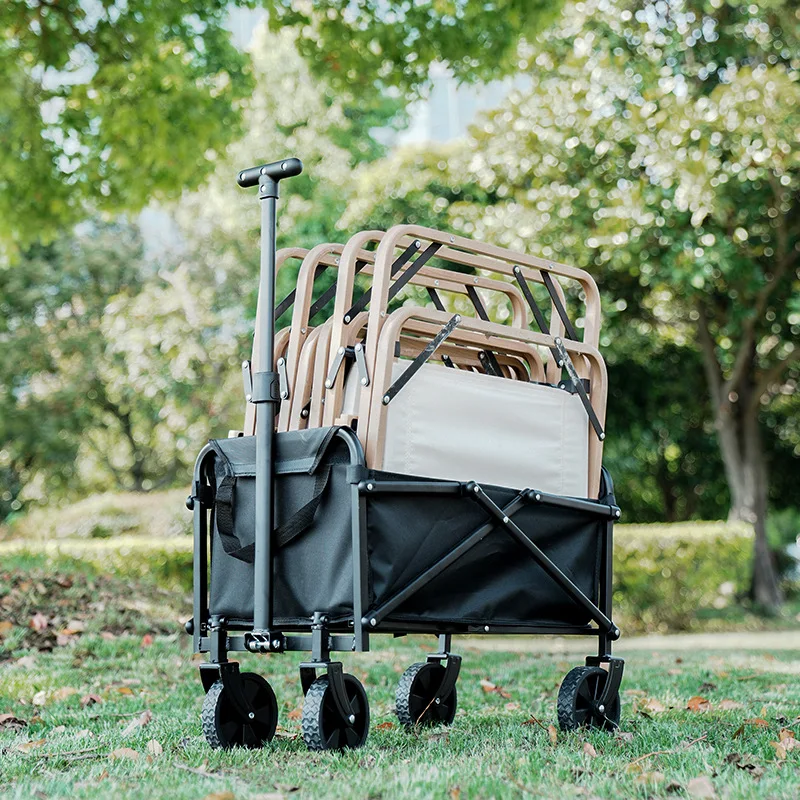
[364,307,608,498]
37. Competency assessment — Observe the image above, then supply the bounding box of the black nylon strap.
[273,460,338,548]
[214,476,242,558]
[275,264,328,320]
[344,241,421,321]
[385,242,442,303]
[541,270,579,340]
[383,314,461,404]
[308,260,368,322]
[512,266,561,365]
[427,287,446,311]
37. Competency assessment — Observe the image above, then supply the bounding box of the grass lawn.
[1,557,799,799]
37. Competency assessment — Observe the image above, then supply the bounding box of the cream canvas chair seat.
[346,359,590,496]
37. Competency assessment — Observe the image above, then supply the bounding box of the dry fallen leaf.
[770,741,787,760]
[449,788,461,800]
[505,702,520,711]
[286,707,302,721]
[201,794,236,800]
[0,713,27,730]
[615,730,634,743]
[375,721,394,731]
[733,718,770,737]
[638,697,666,714]
[122,710,152,737]
[732,753,764,778]
[32,691,47,707]
[15,738,46,753]
[686,696,711,712]
[548,724,558,746]
[479,678,512,699]
[29,613,48,632]
[0,620,13,637]
[140,634,154,647]
[777,728,800,751]
[81,694,102,707]
[583,742,597,758]
[718,699,744,711]
[114,687,135,696]
[686,776,716,799]
[146,739,163,756]
[109,747,140,761]
[522,714,546,729]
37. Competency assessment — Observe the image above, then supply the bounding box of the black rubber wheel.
[396,662,458,728]
[301,674,370,751]
[201,672,278,749]
[557,666,621,731]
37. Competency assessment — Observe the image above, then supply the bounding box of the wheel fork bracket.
[585,655,624,709]
[426,653,462,703]
[199,661,261,722]
[299,661,356,723]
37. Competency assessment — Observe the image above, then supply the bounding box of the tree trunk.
[696,308,783,610]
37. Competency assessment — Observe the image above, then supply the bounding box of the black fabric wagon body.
[207,428,607,633]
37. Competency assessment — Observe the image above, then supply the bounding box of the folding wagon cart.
[184,157,626,751]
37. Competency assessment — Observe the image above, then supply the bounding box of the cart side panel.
[365,479,603,627]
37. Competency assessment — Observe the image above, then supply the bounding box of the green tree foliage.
[0,223,243,515]
[0,0,252,257]
[341,0,800,606]
[261,0,563,97]
[174,23,383,324]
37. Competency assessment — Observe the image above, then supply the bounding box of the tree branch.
[752,354,798,409]
[695,299,724,409]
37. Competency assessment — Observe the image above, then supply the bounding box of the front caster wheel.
[302,674,370,751]
[557,666,620,731]
[201,672,278,749]
[396,662,458,728]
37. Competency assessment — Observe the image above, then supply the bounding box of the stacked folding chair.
[239,225,608,499]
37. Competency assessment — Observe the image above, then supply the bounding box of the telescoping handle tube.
[239,156,303,640]
[237,157,303,189]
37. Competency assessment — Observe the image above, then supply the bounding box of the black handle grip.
[237,157,303,188]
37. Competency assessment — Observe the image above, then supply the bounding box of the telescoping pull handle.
[237,157,303,189]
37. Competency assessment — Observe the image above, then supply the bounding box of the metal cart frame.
[185,157,625,751]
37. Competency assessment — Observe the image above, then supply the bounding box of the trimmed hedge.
[614,521,753,633]
[0,490,190,542]
[2,491,755,634]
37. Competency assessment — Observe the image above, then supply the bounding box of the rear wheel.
[201,672,278,749]
[557,666,620,731]
[301,674,370,751]
[396,662,458,728]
